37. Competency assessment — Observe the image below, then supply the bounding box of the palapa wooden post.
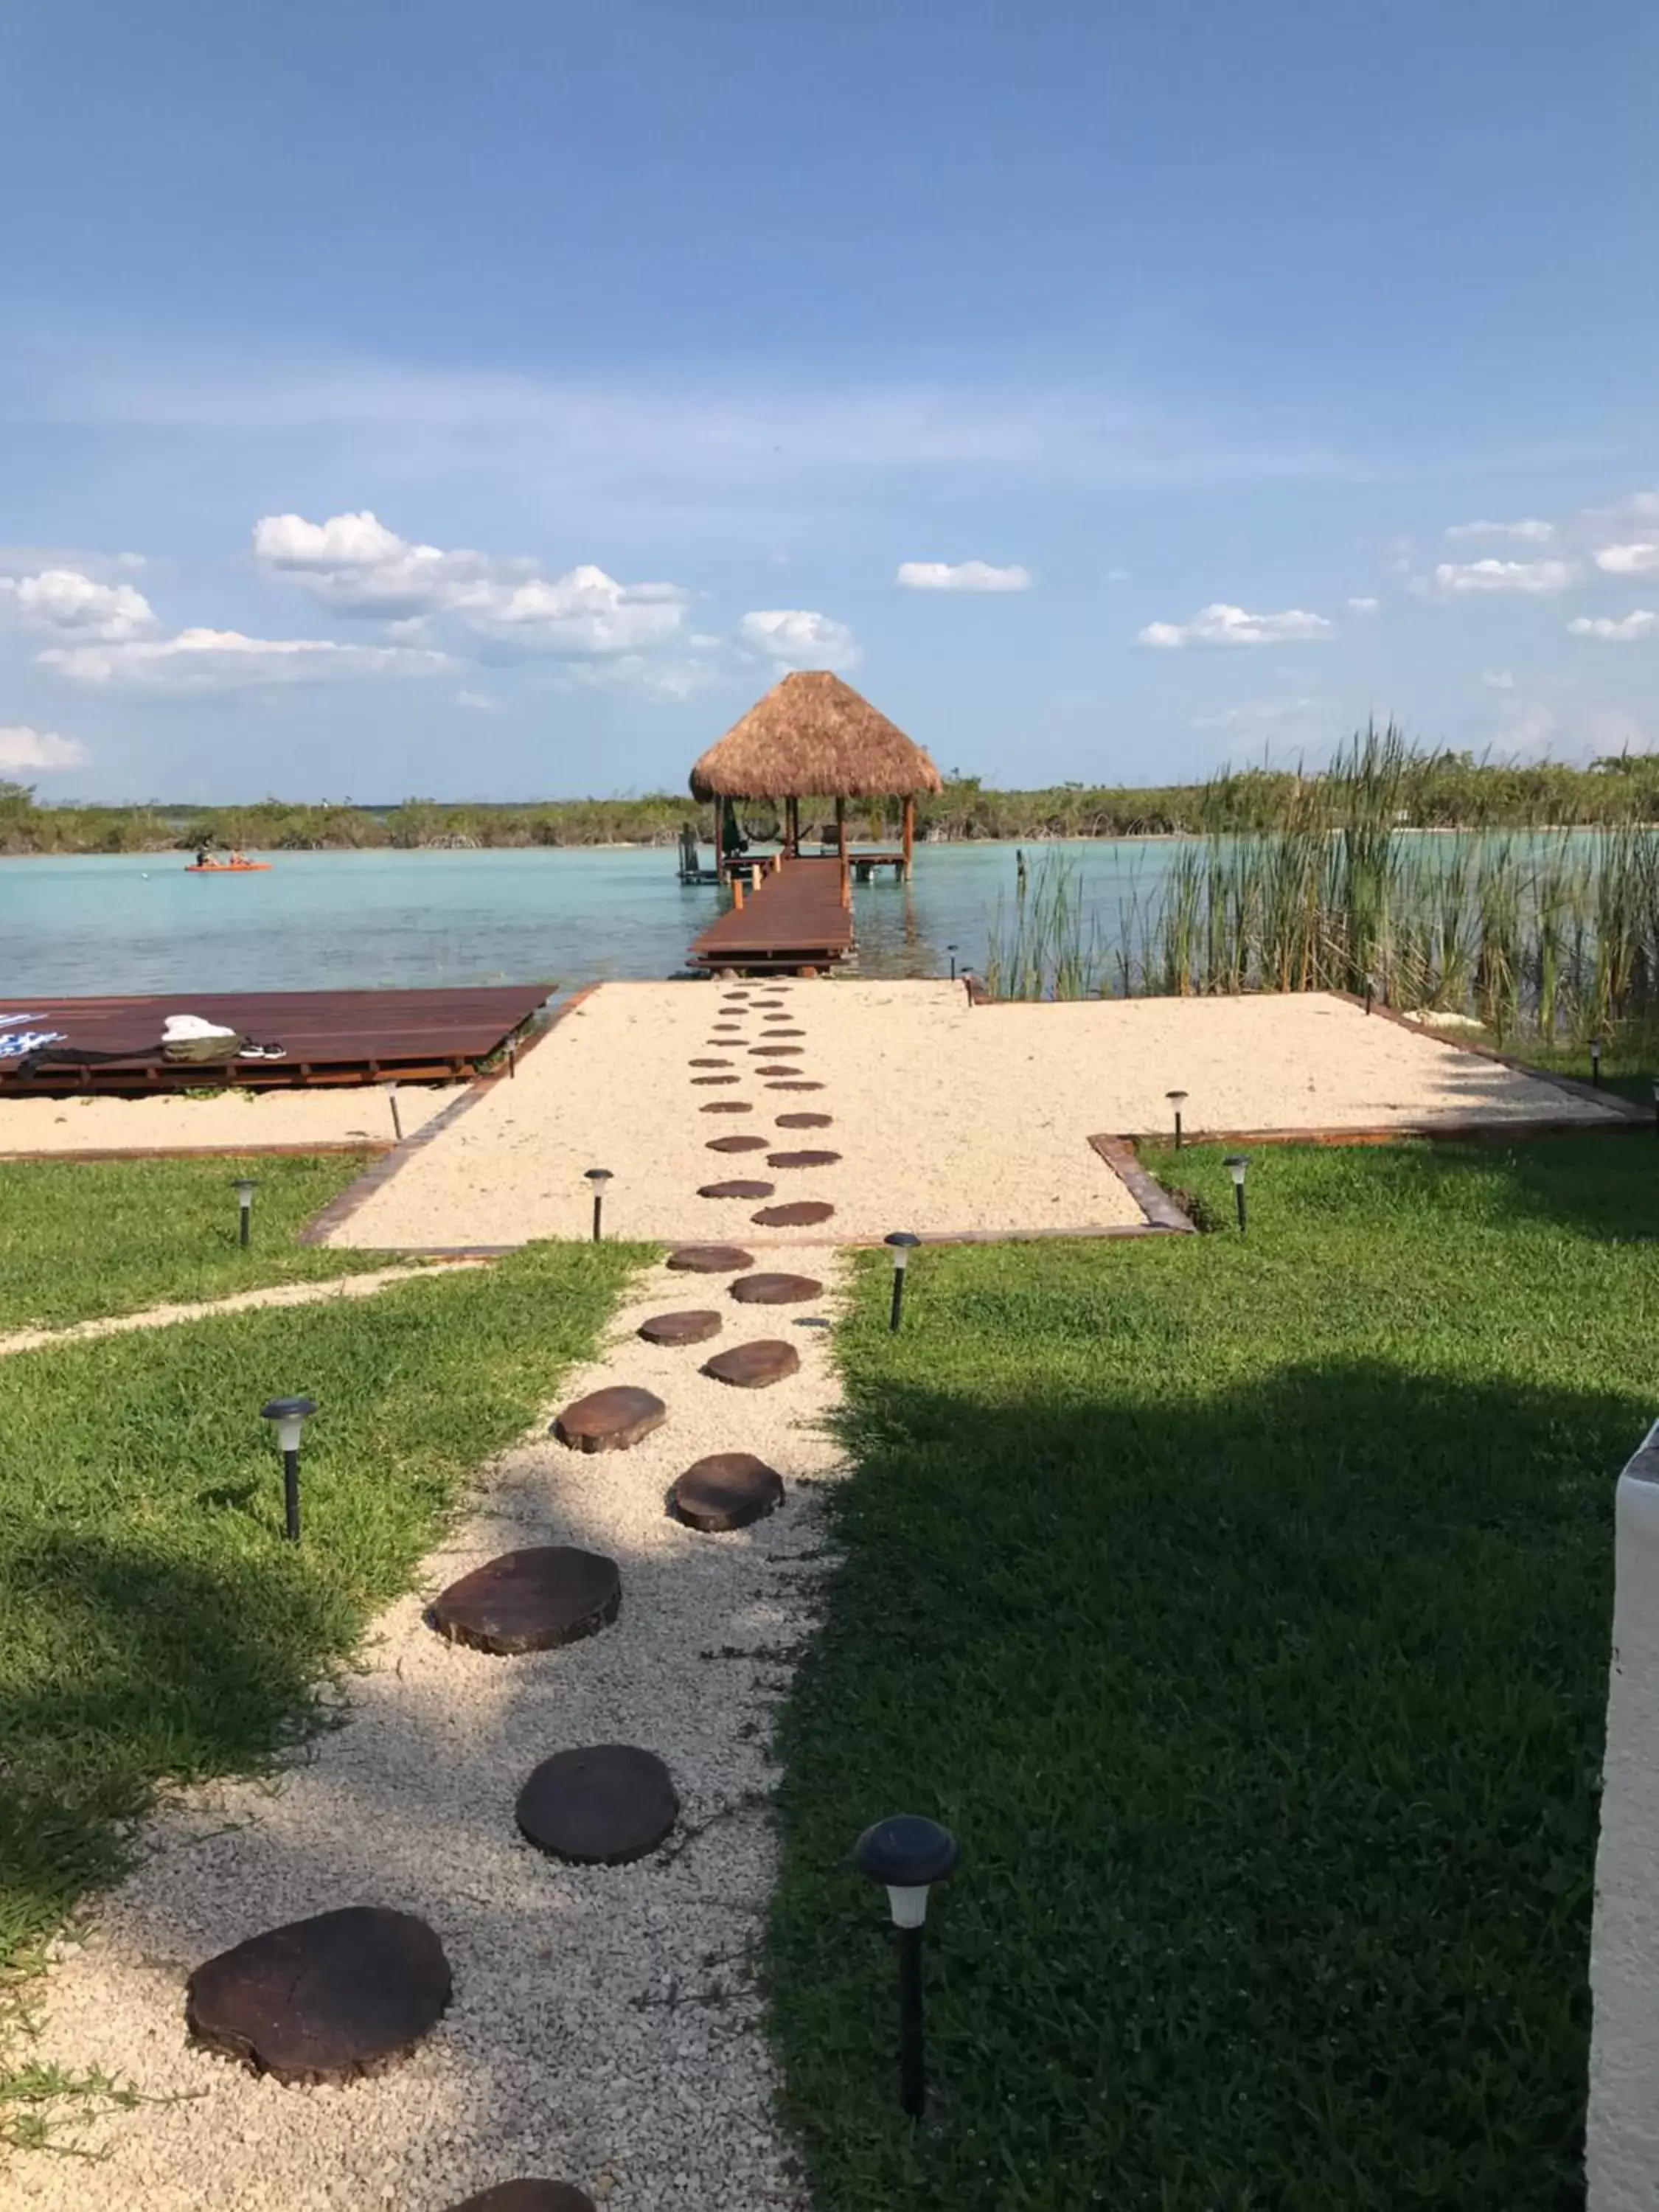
[902,794,916,877]
[732,872,745,910]
[835,796,847,859]
[712,800,725,884]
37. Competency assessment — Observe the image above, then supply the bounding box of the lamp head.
[1222,1154,1251,1187]
[584,1167,614,1186]
[1166,1089,1188,1105]
[261,1396,317,1454]
[232,1177,259,1201]
[884,1230,921,1270]
[855,1814,960,1927]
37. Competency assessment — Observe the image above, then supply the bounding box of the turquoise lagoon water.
[0,842,1183,997]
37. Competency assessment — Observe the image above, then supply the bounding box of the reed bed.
[989,728,1659,1044]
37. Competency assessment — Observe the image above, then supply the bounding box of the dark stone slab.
[552,1385,667,1453]
[699,1100,753,1114]
[730,1271,824,1304]
[748,1044,803,1057]
[636,1310,721,1346]
[776,1112,832,1127]
[443,2185,597,2212]
[692,1074,740,1085]
[765,1080,824,1091]
[706,1134,769,1152]
[752,1200,836,1226]
[702,1338,801,1388]
[698,1178,775,1200]
[667,1243,755,1272]
[185,1906,451,2084]
[767,1149,842,1169]
[515,1745,678,1865]
[689,1057,732,1068]
[432,1547,621,1655]
[671,1451,785,1531]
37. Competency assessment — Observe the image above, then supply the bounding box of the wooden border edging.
[1329,991,1650,1122]
[1087,1134,1197,1231]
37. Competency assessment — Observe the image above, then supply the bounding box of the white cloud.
[1346,596,1380,613]
[41,627,453,690]
[894,559,1032,593]
[1189,696,1324,730]
[455,689,498,712]
[738,609,860,671]
[1445,518,1554,544]
[255,510,688,658]
[0,724,88,771]
[0,567,156,640]
[1483,669,1516,690]
[1568,611,1656,643]
[1137,602,1332,648]
[1421,558,1576,597]
[1593,542,1659,577]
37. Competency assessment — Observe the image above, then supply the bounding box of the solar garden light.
[585,1166,614,1242]
[947,943,959,981]
[1363,972,1377,1015]
[1652,1077,1658,1133]
[1223,1154,1251,1234]
[1166,1088,1189,1150]
[261,1396,316,1543]
[1590,1037,1604,1088]
[855,1814,960,2119]
[231,1176,259,1249]
[385,1079,403,1140]
[885,1231,920,1332]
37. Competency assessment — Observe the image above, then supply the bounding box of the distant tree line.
[5,748,1659,855]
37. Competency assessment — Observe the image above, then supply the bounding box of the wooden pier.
[688,855,855,974]
[0,983,552,1096]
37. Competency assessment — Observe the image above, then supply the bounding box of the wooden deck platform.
[0,984,552,1095]
[688,856,855,973]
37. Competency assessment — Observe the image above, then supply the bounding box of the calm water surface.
[0,843,1184,996]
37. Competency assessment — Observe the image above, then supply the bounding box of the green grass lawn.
[0,1153,395,1331]
[0,1239,641,1992]
[771,1137,1658,2211]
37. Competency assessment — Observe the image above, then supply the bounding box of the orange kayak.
[185,861,271,873]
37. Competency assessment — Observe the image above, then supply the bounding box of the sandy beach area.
[0,1082,451,1157]
[322,981,1621,1251]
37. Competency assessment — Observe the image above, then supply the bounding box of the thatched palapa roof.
[689,671,943,801]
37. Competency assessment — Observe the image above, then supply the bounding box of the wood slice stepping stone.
[698,1178,775,1200]
[706,1134,769,1152]
[730,1271,824,1304]
[667,1243,755,1272]
[692,1075,740,1087]
[432,1546,621,1654]
[752,1199,836,1227]
[702,1338,801,1388]
[670,1451,785,1531]
[552,1385,667,1453]
[765,1080,824,1091]
[752,998,785,1007]
[761,1027,805,1037]
[776,1111,832,1127]
[689,1057,731,1068]
[185,1906,451,2084]
[767,1149,841,1168]
[444,2185,597,2212]
[515,1744,678,1865]
[749,1043,802,1057]
[637,1310,721,1346]
[699,1101,752,1114]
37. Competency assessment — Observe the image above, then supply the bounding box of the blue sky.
[1,0,1656,801]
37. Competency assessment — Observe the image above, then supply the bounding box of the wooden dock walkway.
[688,856,854,973]
[0,983,552,1095]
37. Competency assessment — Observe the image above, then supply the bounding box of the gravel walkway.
[0,1082,448,1157]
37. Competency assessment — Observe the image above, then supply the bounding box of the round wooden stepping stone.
[516,1745,678,1864]
[749,1043,802,1057]
[766,1080,824,1091]
[730,1271,824,1304]
[761,1027,805,1038]
[185,1906,451,2084]
[552,1385,666,1453]
[432,1547,621,1653]
[776,1111,832,1127]
[752,1199,835,1226]
[692,1074,740,1086]
[689,1057,731,1068]
[671,1451,785,1531]
[700,1101,753,1114]
[698,1178,775,1200]
[444,2185,597,2212]
[767,1149,841,1168]
[702,1338,801,1388]
[707,1133,769,1152]
[667,1243,755,1272]
[752,998,785,1007]
[637,1310,721,1346]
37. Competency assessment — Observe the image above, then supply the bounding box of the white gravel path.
[324,982,1622,1252]
[0,1083,448,1158]
[15,1248,845,2212]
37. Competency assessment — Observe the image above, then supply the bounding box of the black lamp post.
[1223,1154,1251,1234]
[1652,1077,1658,1135]
[585,1167,613,1242]
[386,1079,404,1140]
[232,1176,259,1249]
[947,944,959,981]
[1166,1088,1189,1150]
[261,1396,317,1543]
[854,1814,960,2118]
[885,1231,920,1332]
[1590,1037,1604,1088]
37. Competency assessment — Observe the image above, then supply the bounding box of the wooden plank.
[689,857,855,968]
